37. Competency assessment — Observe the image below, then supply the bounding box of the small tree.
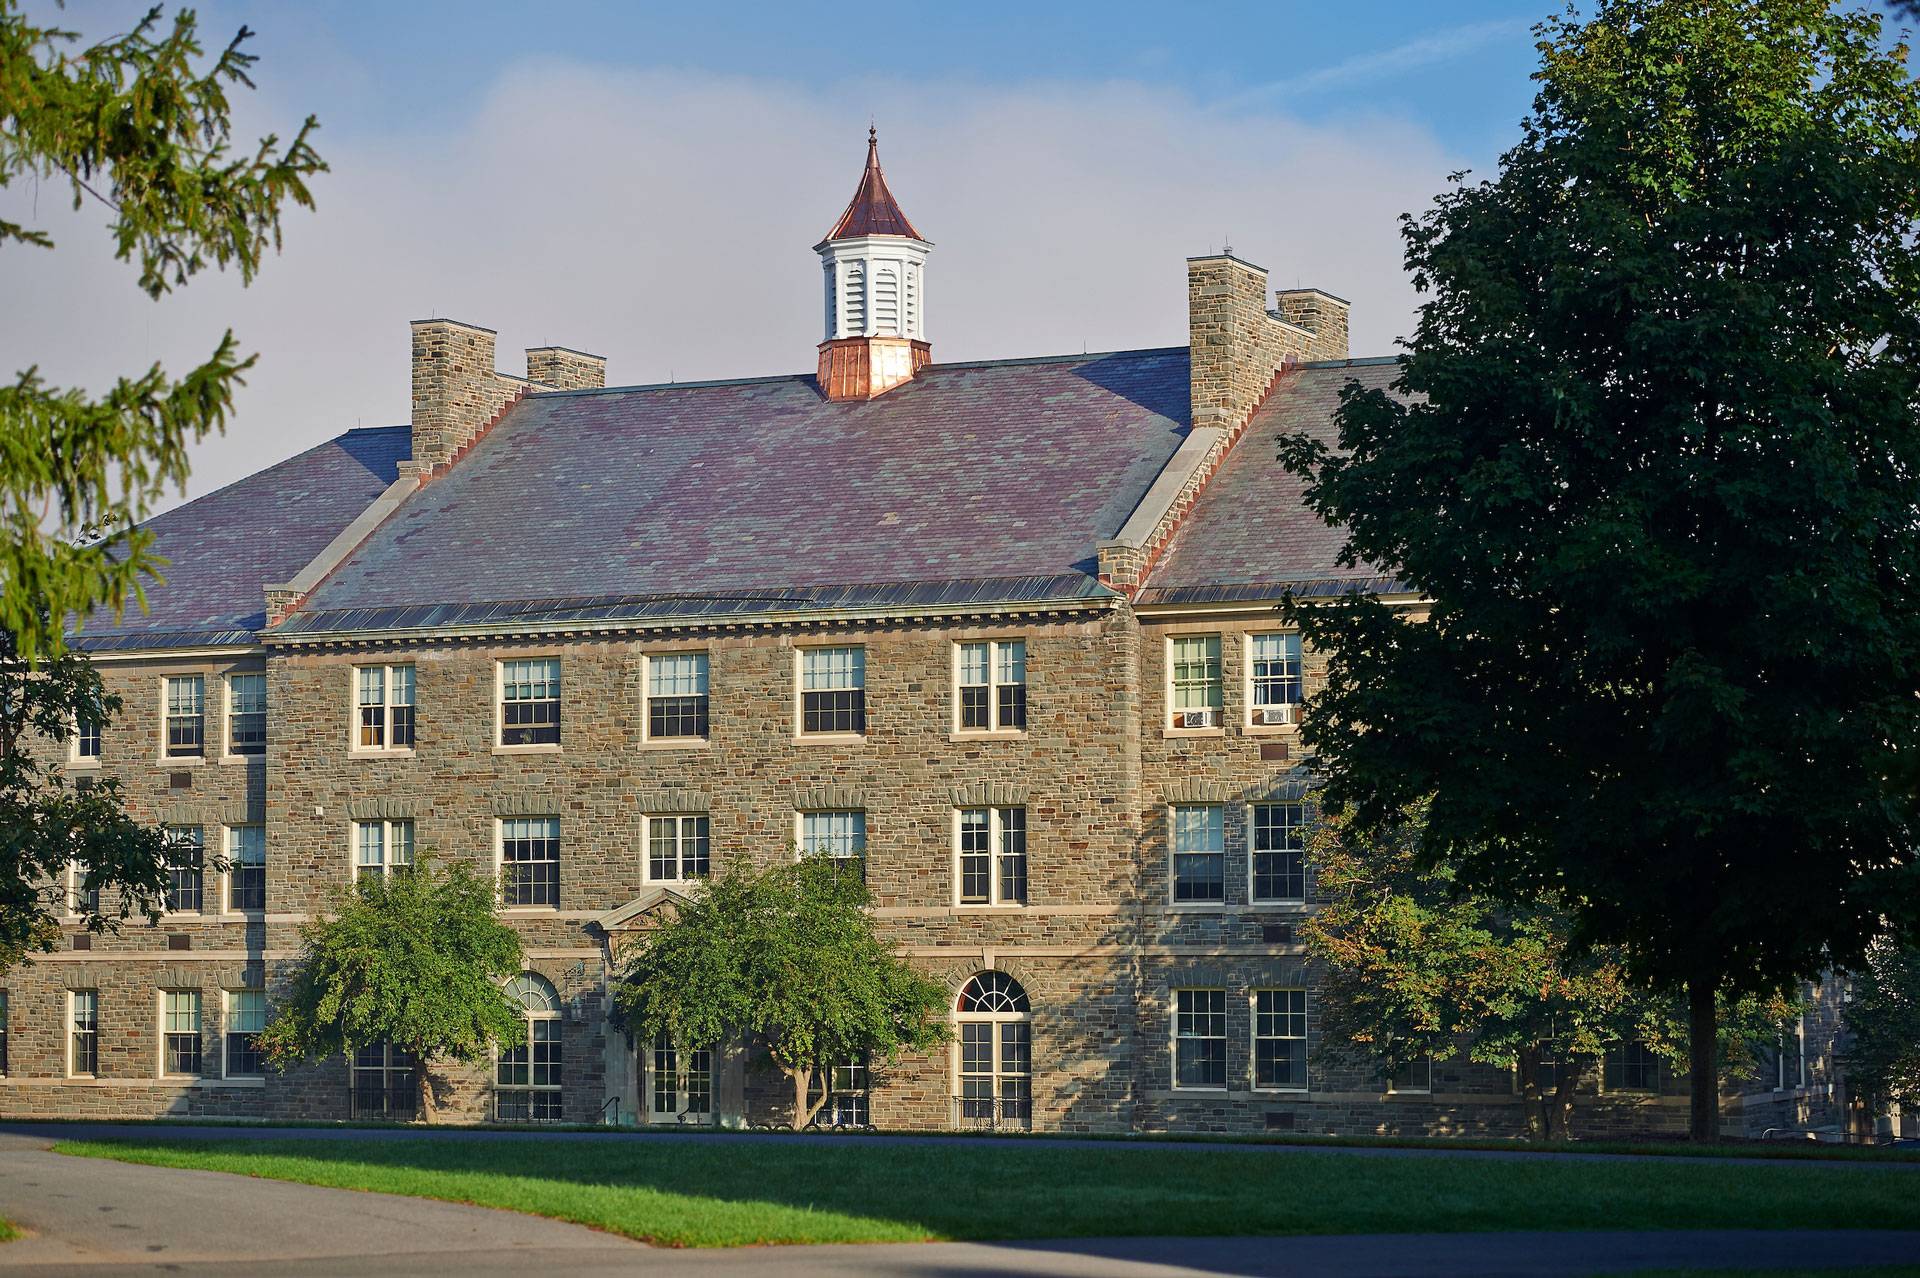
[1843,937,1920,1117]
[614,857,948,1130]
[1305,800,1791,1139]
[259,859,523,1122]
[1,624,177,972]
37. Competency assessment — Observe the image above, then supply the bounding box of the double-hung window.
[496,975,563,1122]
[647,814,710,883]
[163,990,202,1077]
[800,811,866,880]
[74,711,102,762]
[1254,989,1308,1091]
[70,990,98,1077]
[0,991,7,1075]
[356,664,416,750]
[164,675,205,757]
[956,807,1028,906]
[1171,805,1225,904]
[70,859,100,915]
[1247,633,1302,727]
[1168,636,1222,729]
[354,819,415,884]
[225,989,266,1077]
[1250,802,1305,904]
[1387,1054,1433,1095]
[500,817,561,908]
[499,658,560,746]
[826,1057,870,1127]
[645,653,709,741]
[956,640,1026,732]
[1173,989,1227,1089]
[799,647,865,735]
[226,825,265,912]
[226,672,266,756]
[164,825,204,913]
[649,1032,714,1123]
[1606,1040,1659,1093]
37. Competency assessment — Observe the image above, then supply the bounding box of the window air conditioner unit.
[1178,709,1216,729]
[1253,703,1297,727]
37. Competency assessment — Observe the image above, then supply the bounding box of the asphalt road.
[4,1129,1919,1276]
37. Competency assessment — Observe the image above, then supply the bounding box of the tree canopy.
[1843,938,1920,1116]
[1279,0,1920,1138]
[613,857,949,1130]
[258,859,524,1120]
[1,3,324,660]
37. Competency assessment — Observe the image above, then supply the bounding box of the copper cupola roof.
[819,127,924,243]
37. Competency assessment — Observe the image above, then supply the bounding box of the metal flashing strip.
[1132,575,1410,609]
[1104,426,1224,552]
[69,629,260,655]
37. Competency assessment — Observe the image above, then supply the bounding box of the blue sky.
[7,2,1910,500]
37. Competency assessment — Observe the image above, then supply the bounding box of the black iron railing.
[350,1080,419,1121]
[951,1095,1032,1131]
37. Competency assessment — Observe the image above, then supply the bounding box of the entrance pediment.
[595,886,693,934]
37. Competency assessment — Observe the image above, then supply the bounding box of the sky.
[3,1,1901,504]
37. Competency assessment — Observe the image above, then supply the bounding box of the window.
[226,989,266,1077]
[956,640,1027,732]
[500,817,560,907]
[69,859,99,916]
[954,972,1032,1128]
[799,647,865,735]
[1174,989,1227,1089]
[957,807,1027,906]
[499,658,560,746]
[496,973,563,1122]
[164,825,204,913]
[800,810,866,880]
[1387,1054,1432,1095]
[647,814,710,883]
[1254,990,1308,1091]
[70,990,98,1077]
[226,825,265,912]
[1171,805,1225,903]
[163,990,202,1076]
[164,675,205,757]
[1248,633,1303,727]
[354,819,415,884]
[0,991,8,1075]
[352,1043,419,1120]
[1607,1040,1660,1093]
[649,1032,713,1123]
[1168,636,1222,728]
[1251,803,1305,903]
[226,672,266,755]
[74,711,102,762]
[825,1057,870,1128]
[356,664,415,750]
[645,652,709,741]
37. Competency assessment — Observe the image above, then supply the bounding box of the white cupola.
[814,128,933,400]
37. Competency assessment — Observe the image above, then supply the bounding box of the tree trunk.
[1517,1046,1545,1141]
[1687,973,1719,1141]
[788,1064,828,1132]
[416,1049,434,1125]
[1548,1059,1580,1141]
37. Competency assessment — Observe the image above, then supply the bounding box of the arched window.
[495,972,561,1122]
[953,971,1031,1129]
[873,268,900,335]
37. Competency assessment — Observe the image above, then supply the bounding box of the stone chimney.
[527,346,607,391]
[1187,253,1350,434]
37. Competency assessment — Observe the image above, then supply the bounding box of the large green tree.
[1278,0,1920,1139]
[1842,937,1920,1116]
[614,857,949,1130]
[259,860,524,1122]
[1,2,324,661]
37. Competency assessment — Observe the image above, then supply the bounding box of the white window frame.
[952,973,1033,1127]
[159,989,203,1079]
[1169,804,1226,907]
[162,824,205,915]
[223,988,267,1079]
[1248,801,1306,907]
[223,670,267,760]
[646,1031,714,1124]
[351,818,416,885]
[952,806,1028,908]
[68,989,98,1078]
[1244,632,1303,731]
[1385,1053,1433,1095]
[352,663,417,754]
[496,816,562,910]
[640,651,711,746]
[495,973,564,1122]
[1164,634,1223,733]
[795,645,866,740]
[67,858,99,918]
[70,709,103,766]
[796,810,867,877]
[1251,988,1309,1094]
[952,639,1028,736]
[495,656,562,751]
[224,823,266,914]
[645,813,711,885]
[160,674,206,761]
[1171,988,1229,1092]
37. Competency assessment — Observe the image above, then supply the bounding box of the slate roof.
[1137,358,1410,606]
[820,129,924,243]
[71,426,410,650]
[287,349,1192,632]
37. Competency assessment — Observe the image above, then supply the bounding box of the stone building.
[0,133,1845,1137]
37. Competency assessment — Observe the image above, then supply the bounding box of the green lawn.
[55,1134,1920,1249]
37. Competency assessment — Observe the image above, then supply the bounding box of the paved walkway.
[4,1129,1918,1276]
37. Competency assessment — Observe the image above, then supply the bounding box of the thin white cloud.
[1221,17,1535,109]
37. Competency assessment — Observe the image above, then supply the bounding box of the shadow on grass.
[52,1132,1920,1262]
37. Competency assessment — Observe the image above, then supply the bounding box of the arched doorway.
[495,972,562,1122]
[954,971,1032,1130]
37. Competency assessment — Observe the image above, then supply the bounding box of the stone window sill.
[949,730,1027,744]
[1162,727,1226,741]
[349,747,416,760]
[493,743,562,756]
[638,737,710,751]
[795,733,866,746]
